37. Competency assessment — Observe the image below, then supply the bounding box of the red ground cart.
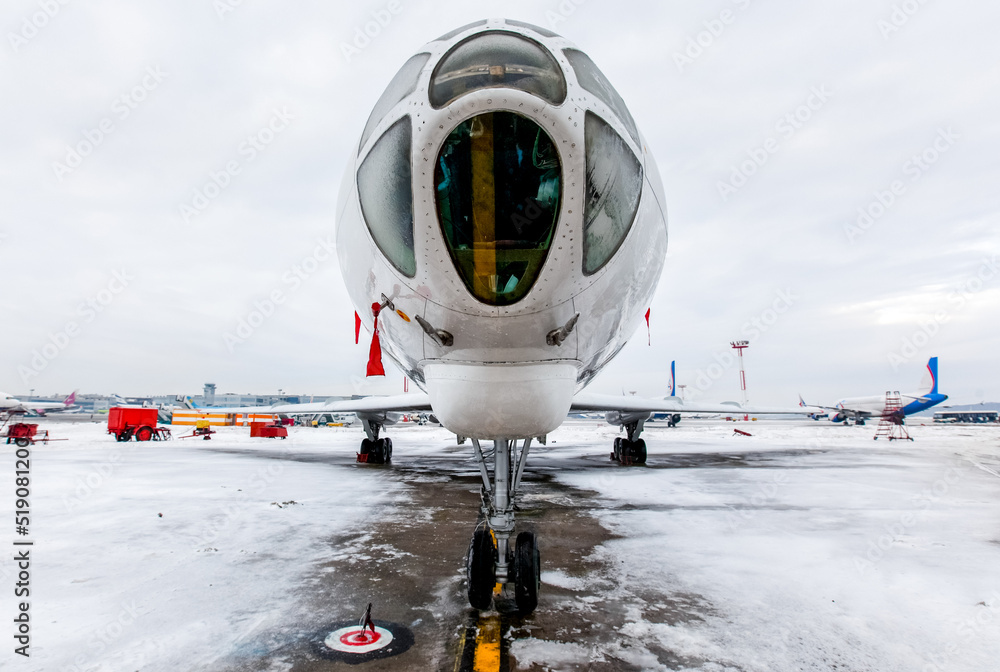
[5,423,54,447]
[250,422,287,439]
[107,407,172,442]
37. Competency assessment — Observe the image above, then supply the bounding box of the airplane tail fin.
[798,394,808,407]
[918,357,939,395]
[669,361,676,397]
[63,389,78,406]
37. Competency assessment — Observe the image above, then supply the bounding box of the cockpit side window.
[564,49,640,147]
[435,111,561,305]
[359,53,429,151]
[582,111,642,275]
[430,32,567,109]
[358,116,416,277]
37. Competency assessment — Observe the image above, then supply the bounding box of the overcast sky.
[2,0,998,406]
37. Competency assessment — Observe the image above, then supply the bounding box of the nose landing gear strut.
[466,438,540,615]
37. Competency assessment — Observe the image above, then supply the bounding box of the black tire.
[360,438,373,456]
[612,437,623,462]
[15,438,30,448]
[384,437,392,462]
[118,429,133,442]
[514,531,540,615]
[630,439,647,465]
[467,529,496,611]
[135,427,153,442]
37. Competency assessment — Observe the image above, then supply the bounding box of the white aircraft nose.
[424,362,576,439]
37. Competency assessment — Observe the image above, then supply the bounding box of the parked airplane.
[799,357,947,425]
[1,390,77,415]
[225,19,808,614]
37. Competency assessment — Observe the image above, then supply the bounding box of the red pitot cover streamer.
[366,303,385,377]
[354,311,361,345]
[645,308,651,346]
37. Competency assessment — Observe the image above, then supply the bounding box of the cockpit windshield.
[430,32,567,109]
[435,111,561,306]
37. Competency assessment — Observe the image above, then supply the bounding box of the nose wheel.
[467,438,541,615]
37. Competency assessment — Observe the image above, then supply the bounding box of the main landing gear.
[466,438,541,615]
[357,417,392,464]
[609,414,648,465]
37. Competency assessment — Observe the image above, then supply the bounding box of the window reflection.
[435,111,561,305]
[358,116,416,277]
[582,112,642,275]
[430,32,567,108]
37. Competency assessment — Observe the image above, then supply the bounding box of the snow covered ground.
[522,420,1000,672]
[3,422,404,671]
[2,419,999,671]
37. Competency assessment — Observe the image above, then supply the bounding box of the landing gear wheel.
[135,427,153,442]
[383,437,393,462]
[358,438,373,463]
[467,529,497,611]
[514,531,540,615]
[630,439,647,465]
[15,438,29,448]
[611,437,622,461]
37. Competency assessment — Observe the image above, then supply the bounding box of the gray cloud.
[2,0,997,405]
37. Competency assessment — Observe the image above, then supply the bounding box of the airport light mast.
[731,340,749,420]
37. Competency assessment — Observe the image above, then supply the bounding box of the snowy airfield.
[4,418,1000,671]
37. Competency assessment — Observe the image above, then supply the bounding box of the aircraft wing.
[571,392,820,416]
[187,393,433,416]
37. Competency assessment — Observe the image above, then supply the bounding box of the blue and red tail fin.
[918,357,939,395]
[669,360,676,397]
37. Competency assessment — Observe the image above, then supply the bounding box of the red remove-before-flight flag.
[367,303,385,377]
[645,308,651,345]
[355,311,361,345]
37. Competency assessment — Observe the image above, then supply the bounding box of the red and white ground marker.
[323,625,394,654]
